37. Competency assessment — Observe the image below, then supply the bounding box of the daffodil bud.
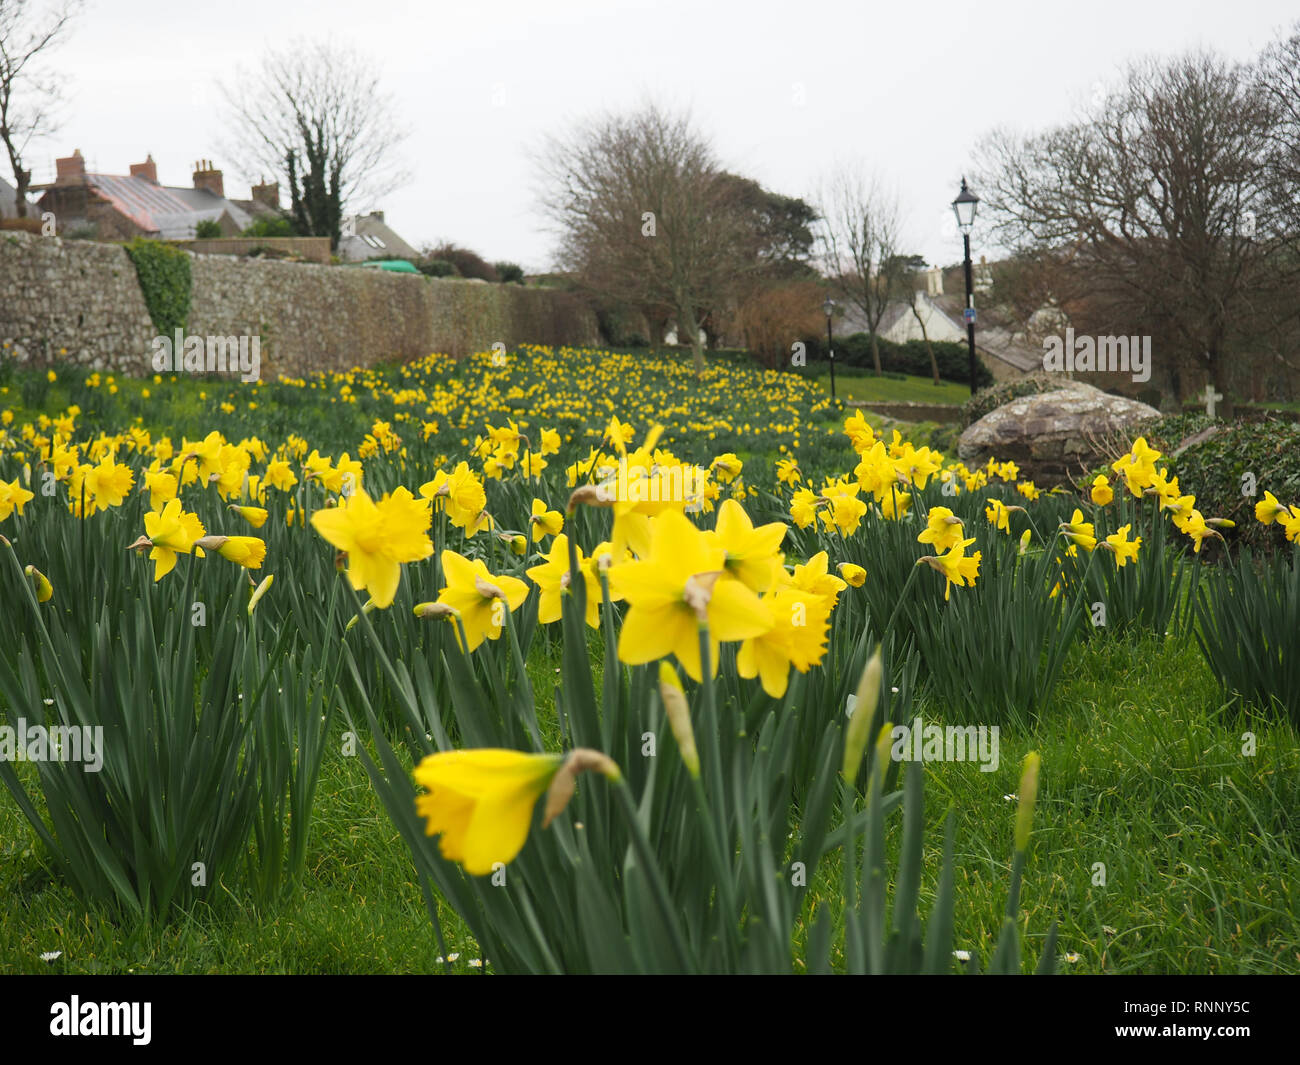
[247,574,274,616]
[24,564,53,603]
[842,643,883,781]
[474,575,506,600]
[345,599,376,630]
[542,747,622,828]
[1014,752,1041,852]
[682,570,722,623]
[413,601,457,619]
[566,484,614,513]
[658,661,699,778]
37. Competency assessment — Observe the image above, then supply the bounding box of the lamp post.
[952,177,980,396]
[823,296,836,402]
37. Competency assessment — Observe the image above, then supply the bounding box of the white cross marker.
[1204,383,1224,419]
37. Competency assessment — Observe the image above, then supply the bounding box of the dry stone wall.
[0,231,598,378]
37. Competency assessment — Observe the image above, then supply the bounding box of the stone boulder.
[957,380,1160,484]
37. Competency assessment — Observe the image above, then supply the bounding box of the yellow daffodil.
[837,562,866,587]
[413,749,566,875]
[1255,491,1289,525]
[1060,509,1097,551]
[525,534,600,628]
[0,478,34,521]
[139,498,205,580]
[310,486,433,608]
[1103,524,1142,567]
[435,550,530,651]
[985,498,1018,533]
[414,746,620,876]
[608,509,772,681]
[195,534,267,570]
[1090,475,1113,506]
[704,498,787,594]
[229,504,268,529]
[736,587,831,698]
[528,498,563,543]
[919,536,982,601]
[917,505,965,552]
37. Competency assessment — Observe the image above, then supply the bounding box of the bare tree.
[1258,20,1300,244]
[975,50,1297,402]
[816,166,906,377]
[891,254,941,386]
[537,104,754,372]
[0,0,82,218]
[219,39,408,248]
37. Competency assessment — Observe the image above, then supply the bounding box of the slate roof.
[76,173,252,238]
[337,212,419,262]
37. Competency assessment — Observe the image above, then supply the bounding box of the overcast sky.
[29,0,1299,271]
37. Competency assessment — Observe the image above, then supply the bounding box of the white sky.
[28,0,1299,271]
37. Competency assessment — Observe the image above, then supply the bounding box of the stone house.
[336,210,420,263]
[33,151,284,240]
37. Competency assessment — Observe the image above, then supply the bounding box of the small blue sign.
[963,307,976,324]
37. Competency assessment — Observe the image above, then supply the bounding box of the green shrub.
[1144,413,1300,553]
[124,237,192,336]
[426,242,498,282]
[418,259,458,278]
[494,261,525,284]
[194,219,223,239]
[243,216,296,238]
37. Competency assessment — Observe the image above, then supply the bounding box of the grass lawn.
[3,628,1295,974]
[804,368,972,406]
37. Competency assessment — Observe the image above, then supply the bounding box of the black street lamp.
[823,295,836,402]
[952,177,980,396]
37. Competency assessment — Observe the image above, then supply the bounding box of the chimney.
[130,154,158,184]
[250,179,280,209]
[369,209,385,223]
[55,149,87,186]
[926,266,943,297]
[192,159,224,199]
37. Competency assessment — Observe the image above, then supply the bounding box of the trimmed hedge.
[804,331,994,388]
[125,238,192,336]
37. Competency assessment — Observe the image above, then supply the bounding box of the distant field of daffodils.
[0,344,1297,975]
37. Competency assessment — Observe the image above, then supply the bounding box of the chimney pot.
[192,160,225,199]
[250,180,280,209]
[55,148,87,186]
[129,153,158,184]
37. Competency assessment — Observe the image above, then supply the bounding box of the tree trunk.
[870,331,882,377]
[678,300,705,373]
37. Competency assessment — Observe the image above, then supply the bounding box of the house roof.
[63,173,253,238]
[164,186,253,231]
[838,289,1043,374]
[337,212,419,262]
[83,173,191,232]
